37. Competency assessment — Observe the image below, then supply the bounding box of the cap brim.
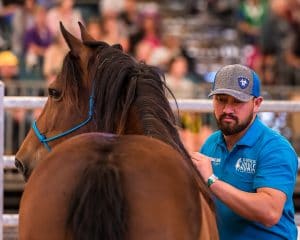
[208,89,253,102]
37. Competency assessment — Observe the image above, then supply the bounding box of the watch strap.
[207,174,218,187]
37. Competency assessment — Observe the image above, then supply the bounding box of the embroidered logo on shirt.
[235,158,256,173]
[237,77,249,89]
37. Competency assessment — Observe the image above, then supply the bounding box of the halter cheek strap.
[32,93,95,152]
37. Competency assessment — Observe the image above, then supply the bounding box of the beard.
[215,112,254,136]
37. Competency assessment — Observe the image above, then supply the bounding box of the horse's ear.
[112,44,123,51]
[78,21,95,42]
[60,22,83,57]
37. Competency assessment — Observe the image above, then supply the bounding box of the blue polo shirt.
[201,117,298,240]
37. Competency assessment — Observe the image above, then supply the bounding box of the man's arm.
[191,152,286,227]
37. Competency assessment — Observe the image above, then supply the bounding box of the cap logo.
[237,76,249,89]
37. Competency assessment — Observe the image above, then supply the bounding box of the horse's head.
[15,22,189,182]
[15,22,122,180]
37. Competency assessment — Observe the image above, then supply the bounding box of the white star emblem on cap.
[237,77,249,89]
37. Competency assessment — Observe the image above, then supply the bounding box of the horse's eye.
[48,88,61,99]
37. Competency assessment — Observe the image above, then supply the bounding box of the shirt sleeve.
[253,146,298,198]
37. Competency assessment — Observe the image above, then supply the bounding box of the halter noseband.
[32,89,95,152]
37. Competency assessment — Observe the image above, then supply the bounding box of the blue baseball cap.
[208,64,261,102]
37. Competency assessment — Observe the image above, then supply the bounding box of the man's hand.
[191,152,213,181]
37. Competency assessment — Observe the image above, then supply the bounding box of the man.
[192,64,298,240]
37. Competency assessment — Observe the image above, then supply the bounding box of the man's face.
[213,94,260,136]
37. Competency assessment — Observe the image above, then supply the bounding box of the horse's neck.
[198,193,219,240]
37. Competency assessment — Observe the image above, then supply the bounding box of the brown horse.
[15,22,218,240]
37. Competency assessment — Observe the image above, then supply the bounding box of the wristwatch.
[207,174,218,187]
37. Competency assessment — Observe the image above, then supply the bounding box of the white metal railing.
[5,97,300,112]
[3,89,300,236]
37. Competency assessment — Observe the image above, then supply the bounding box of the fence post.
[0,81,4,239]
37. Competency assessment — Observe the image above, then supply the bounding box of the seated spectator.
[134,40,152,63]
[165,55,196,99]
[46,0,84,39]
[101,13,129,52]
[284,26,300,85]
[118,0,141,54]
[0,50,19,81]
[99,0,124,17]
[86,17,102,41]
[137,7,162,49]
[150,32,204,83]
[207,0,239,26]
[12,0,38,57]
[0,49,29,154]
[23,5,53,79]
[132,5,162,64]
[258,0,292,85]
[36,0,56,9]
[43,34,68,85]
[237,0,268,45]
[148,33,181,71]
[164,55,202,151]
[0,1,19,49]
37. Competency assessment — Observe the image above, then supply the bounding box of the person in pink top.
[46,0,84,38]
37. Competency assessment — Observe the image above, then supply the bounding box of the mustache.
[220,113,238,122]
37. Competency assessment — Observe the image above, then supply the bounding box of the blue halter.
[32,89,95,152]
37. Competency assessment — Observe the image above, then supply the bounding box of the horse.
[15,22,218,240]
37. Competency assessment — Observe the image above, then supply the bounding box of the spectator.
[86,17,102,41]
[101,13,129,52]
[0,49,29,154]
[0,1,18,49]
[279,1,300,85]
[43,34,68,85]
[165,55,201,151]
[99,0,124,17]
[237,0,268,45]
[150,32,203,83]
[11,0,37,57]
[259,0,292,85]
[23,5,53,79]
[118,0,141,54]
[46,0,84,39]
[207,0,239,27]
[36,0,56,9]
[284,26,300,85]
[132,4,162,64]
[148,33,182,71]
[133,39,152,63]
[165,55,196,99]
[137,7,161,49]
[0,50,19,81]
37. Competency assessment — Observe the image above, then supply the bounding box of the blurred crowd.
[1,0,300,152]
[1,0,300,88]
[235,0,300,87]
[0,0,202,87]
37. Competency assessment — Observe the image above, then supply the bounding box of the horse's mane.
[92,45,188,159]
[60,42,213,206]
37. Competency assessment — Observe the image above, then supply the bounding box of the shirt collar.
[236,116,264,147]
